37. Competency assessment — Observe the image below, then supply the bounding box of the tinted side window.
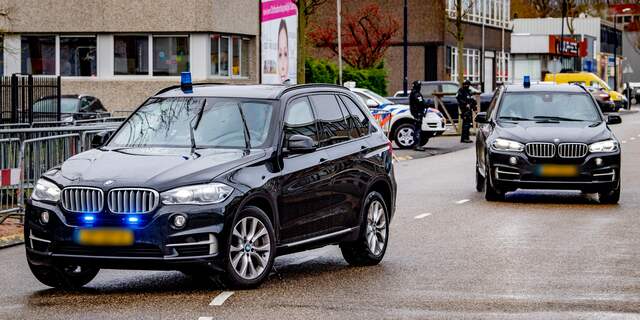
[336,96,361,139]
[310,95,350,147]
[284,97,317,146]
[339,95,370,136]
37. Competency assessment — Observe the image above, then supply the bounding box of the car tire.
[484,164,505,202]
[340,191,389,266]
[223,206,276,289]
[27,257,99,289]
[475,162,485,192]
[393,123,416,149]
[599,179,621,205]
[419,132,433,146]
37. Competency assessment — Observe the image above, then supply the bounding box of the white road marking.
[198,317,213,320]
[631,137,636,141]
[414,213,432,219]
[622,140,627,144]
[209,291,235,306]
[456,199,470,204]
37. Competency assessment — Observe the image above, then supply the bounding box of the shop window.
[21,36,56,75]
[114,36,149,75]
[232,37,240,76]
[60,37,97,77]
[153,36,189,76]
[241,39,250,77]
[211,34,251,78]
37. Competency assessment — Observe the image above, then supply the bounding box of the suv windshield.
[108,97,274,148]
[498,92,601,122]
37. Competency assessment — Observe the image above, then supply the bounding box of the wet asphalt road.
[1,111,640,320]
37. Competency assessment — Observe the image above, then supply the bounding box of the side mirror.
[286,135,316,154]
[365,99,378,108]
[475,112,488,123]
[607,114,622,125]
[91,131,112,149]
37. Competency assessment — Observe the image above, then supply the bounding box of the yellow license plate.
[76,229,134,246]
[537,165,579,177]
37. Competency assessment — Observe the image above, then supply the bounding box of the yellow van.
[544,72,627,111]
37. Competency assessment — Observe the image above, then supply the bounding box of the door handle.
[360,145,367,150]
[320,157,327,163]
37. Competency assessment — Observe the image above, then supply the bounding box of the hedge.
[304,58,389,96]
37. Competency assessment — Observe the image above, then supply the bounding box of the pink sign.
[261,0,297,22]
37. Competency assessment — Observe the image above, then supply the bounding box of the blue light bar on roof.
[181,72,193,93]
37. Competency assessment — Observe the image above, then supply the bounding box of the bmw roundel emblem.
[553,138,560,144]
[104,180,114,186]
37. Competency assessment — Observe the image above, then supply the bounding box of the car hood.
[495,121,613,144]
[53,147,267,191]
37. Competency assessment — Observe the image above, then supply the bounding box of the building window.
[59,37,97,77]
[241,39,250,77]
[449,47,481,83]
[114,36,149,75]
[153,36,189,76]
[446,0,510,28]
[21,36,56,75]
[211,34,251,78]
[0,37,3,76]
[496,52,510,84]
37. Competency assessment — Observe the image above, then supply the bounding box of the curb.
[0,234,24,249]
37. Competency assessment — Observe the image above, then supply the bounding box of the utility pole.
[560,0,566,69]
[403,0,408,95]
[337,0,342,85]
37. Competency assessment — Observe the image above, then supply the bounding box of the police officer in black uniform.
[409,81,428,151]
[456,80,476,143]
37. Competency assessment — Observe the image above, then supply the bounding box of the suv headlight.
[491,138,524,152]
[161,183,233,205]
[589,140,618,153]
[31,179,61,202]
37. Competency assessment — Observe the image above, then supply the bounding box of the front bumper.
[24,199,237,270]
[488,150,620,192]
[422,113,447,133]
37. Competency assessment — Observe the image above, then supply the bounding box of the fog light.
[40,211,49,224]
[509,156,518,165]
[172,214,187,229]
[595,158,603,166]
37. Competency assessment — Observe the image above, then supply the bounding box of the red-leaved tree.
[308,4,400,69]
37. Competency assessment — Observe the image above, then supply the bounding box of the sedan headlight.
[31,179,61,202]
[589,140,619,153]
[491,138,524,152]
[161,183,234,205]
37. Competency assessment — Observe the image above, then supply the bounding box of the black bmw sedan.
[25,83,396,289]
[475,83,621,203]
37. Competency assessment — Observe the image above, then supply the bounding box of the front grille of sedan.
[61,187,104,213]
[107,188,159,214]
[557,143,588,158]
[525,143,555,158]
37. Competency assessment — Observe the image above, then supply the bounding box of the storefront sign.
[261,0,298,85]
[548,36,587,57]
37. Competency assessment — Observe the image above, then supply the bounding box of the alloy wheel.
[366,200,387,256]
[397,127,415,147]
[229,217,271,280]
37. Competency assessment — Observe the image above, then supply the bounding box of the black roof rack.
[277,83,348,98]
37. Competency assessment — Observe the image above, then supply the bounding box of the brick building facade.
[309,0,512,94]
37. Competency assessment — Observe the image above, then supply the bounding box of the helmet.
[463,80,472,86]
[412,81,422,90]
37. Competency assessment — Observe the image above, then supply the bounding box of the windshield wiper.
[189,99,207,156]
[533,116,583,122]
[236,104,251,151]
[499,116,532,121]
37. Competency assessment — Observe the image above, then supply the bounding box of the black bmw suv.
[25,84,396,289]
[475,83,622,203]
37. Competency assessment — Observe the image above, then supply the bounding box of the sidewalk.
[0,218,24,248]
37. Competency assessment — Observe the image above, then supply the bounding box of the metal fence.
[0,123,120,223]
[1,74,62,124]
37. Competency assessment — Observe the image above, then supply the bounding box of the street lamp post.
[402,0,408,95]
[337,0,342,85]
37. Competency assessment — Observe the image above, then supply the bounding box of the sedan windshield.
[108,97,274,148]
[498,92,601,122]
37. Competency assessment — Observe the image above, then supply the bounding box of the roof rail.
[277,83,348,98]
[154,82,236,95]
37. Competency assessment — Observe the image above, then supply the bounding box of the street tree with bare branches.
[446,0,475,85]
